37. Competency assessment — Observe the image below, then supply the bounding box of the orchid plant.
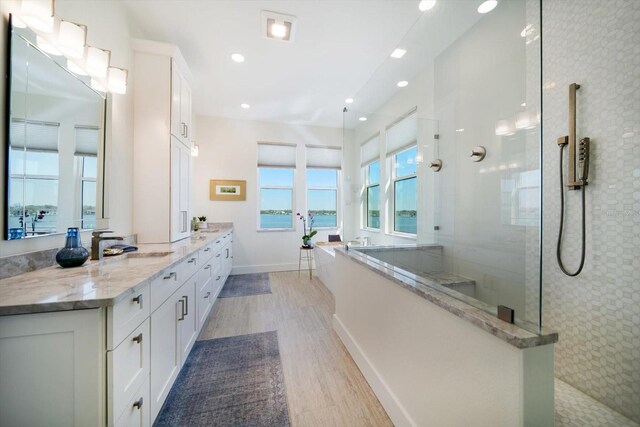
[297,211,317,247]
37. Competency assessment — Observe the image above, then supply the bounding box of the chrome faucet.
[91,230,124,260]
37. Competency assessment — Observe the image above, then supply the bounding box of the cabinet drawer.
[109,318,150,423]
[199,243,213,264]
[198,260,213,289]
[197,275,214,331]
[150,264,183,313]
[115,375,150,427]
[108,282,150,349]
[182,252,199,282]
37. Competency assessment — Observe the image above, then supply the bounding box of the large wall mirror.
[4,15,107,240]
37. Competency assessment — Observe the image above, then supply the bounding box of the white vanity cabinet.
[0,309,104,427]
[132,38,194,244]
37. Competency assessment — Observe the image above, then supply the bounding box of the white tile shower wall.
[433,0,536,321]
[542,0,640,422]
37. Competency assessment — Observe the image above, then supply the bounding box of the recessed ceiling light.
[262,11,297,42]
[359,117,367,122]
[345,98,354,104]
[397,81,409,88]
[391,48,406,59]
[477,0,498,14]
[521,102,527,107]
[231,53,245,63]
[418,0,436,11]
[455,128,465,132]
[241,104,250,109]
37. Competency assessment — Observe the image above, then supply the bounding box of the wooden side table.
[298,246,314,280]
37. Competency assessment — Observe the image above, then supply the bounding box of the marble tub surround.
[334,247,557,349]
[0,226,233,316]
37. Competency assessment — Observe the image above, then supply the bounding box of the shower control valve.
[470,146,486,162]
[430,159,442,172]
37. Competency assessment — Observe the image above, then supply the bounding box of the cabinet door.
[178,278,198,363]
[170,137,190,242]
[0,309,103,427]
[150,292,181,423]
[170,60,182,142]
[180,76,192,142]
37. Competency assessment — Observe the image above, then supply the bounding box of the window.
[305,145,341,229]
[75,126,100,229]
[257,143,297,230]
[8,119,60,237]
[307,169,338,228]
[392,146,418,234]
[365,161,380,229]
[387,109,418,235]
[360,134,380,229]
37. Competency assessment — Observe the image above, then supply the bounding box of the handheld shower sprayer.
[556,83,590,277]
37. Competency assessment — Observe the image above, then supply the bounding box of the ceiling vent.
[261,10,297,42]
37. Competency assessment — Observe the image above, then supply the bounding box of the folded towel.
[108,244,138,253]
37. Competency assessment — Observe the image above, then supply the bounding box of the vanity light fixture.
[345,98,354,104]
[107,67,127,95]
[36,34,62,56]
[67,59,88,76]
[58,20,86,59]
[359,117,367,122]
[390,48,406,59]
[241,104,250,109]
[477,0,498,14]
[90,78,107,93]
[418,0,437,11]
[397,80,409,88]
[231,53,245,63]
[85,47,110,78]
[21,0,55,33]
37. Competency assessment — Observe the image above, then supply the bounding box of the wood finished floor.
[197,271,393,427]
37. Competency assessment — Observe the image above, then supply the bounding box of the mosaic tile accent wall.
[542,0,640,422]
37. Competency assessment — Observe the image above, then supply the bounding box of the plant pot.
[200,222,208,229]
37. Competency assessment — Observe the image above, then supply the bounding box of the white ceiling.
[120,0,422,128]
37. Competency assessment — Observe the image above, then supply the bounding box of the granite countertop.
[334,246,558,349]
[0,225,233,316]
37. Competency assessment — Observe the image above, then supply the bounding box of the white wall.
[0,0,135,257]
[192,115,343,274]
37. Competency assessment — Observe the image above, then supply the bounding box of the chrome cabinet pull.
[226,248,229,259]
[132,333,143,344]
[187,257,196,264]
[216,276,221,281]
[216,254,221,258]
[184,295,189,315]
[204,264,211,270]
[133,397,143,410]
[133,294,143,305]
[204,247,211,252]
[178,299,185,321]
[215,240,221,244]
[163,272,177,280]
[204,292,211,299]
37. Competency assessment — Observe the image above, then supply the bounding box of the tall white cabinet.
[133,39,194,243]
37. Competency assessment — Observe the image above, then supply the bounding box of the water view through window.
[259,168,294,229]
[394,146,417,234]
[307,169,337,228]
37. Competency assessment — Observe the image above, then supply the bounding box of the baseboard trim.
[231,262,314,275]
[332,314,416,427]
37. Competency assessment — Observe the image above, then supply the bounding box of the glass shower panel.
[342,0,541,333]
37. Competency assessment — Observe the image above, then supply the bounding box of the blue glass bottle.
[56,228,90,268]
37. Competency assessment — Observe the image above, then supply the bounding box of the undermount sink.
[125,251,174,258]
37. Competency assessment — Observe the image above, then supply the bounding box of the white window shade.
[75,126,99,156]
[306,145,341,169]
[257,142,297,168]
[360,134,379,166]
[10,119,59,152]
[386,110,417,155]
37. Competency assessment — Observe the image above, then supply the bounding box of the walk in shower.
[341,0,639,424]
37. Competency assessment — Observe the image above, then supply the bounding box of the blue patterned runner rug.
[154,331,290,426]
[219,273,271,298]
